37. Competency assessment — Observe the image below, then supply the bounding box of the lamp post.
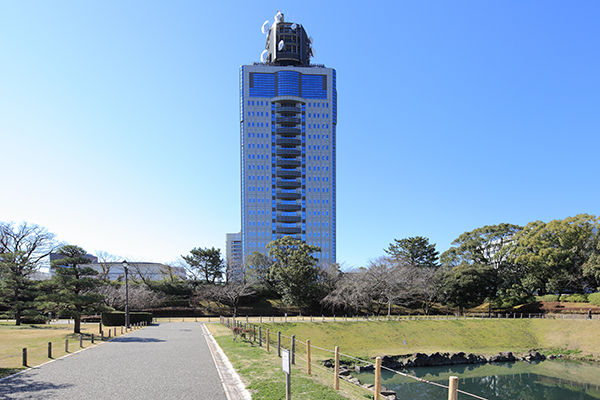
[122,260,130,329]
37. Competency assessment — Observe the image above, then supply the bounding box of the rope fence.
[220,316,489,400]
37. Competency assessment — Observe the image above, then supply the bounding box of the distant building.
[240,11,337,266]
[49,253,186,281]
[226,232,244,283]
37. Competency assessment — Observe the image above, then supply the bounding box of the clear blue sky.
[1,1,599,269]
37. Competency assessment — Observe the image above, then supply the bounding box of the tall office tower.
[240,11,337,266]
[225,233,243,283]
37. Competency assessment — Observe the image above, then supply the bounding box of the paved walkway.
[0,323,250,400]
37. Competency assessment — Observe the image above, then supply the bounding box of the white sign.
[282,349,290,374]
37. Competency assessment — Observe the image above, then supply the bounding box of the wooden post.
[99,322,102,333]
[291,334,295,365]
[307,339,311,375]
[374,357,381,400]
[121,326,123,334]
[278,331,281,357]
[259,326,262,347]
[79,334,83,347]
[334,346,340,390]
[266,329,270,352]
[65,338,69,352]
[22,348,27,367]
[114,327,116,337]
[448,376,458,400]
[101,331,104,340]
[91,333,94,344]
[48,342,52,358]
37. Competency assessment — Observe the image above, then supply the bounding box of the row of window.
[248,100,269,106]
[307,145,329,150]
[247,122,269,127]
[307,113,329,118]
[309,242,330,249]
[246,100,330,108]
[246,198,331,205]
[248,175,268,181]
[248,144,269,149]
[308,124,329,129]
[307,156,329,161]
[308,177,330,182]
[248,165,268,170]
[247,133,269,138]
[248,154,269,160]
[248,111,269,116]
[308,135,329,140]
[307,188,330,193]
[308,222,330,227]
[308,232,330,238]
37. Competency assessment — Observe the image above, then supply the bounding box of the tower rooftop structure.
[260,11,314,67]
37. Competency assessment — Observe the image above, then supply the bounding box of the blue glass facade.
[241,65,336,266]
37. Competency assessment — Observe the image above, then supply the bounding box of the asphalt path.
[0,323,240,400]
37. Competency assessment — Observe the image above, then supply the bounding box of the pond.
[353,359,600,400]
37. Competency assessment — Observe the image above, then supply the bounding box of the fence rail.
[220,316,488,400]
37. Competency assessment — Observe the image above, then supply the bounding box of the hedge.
[102,311,153,326]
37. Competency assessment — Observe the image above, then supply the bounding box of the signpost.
[282,349,291,400]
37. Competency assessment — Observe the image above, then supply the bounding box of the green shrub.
[536,295,559,302]
[563,294,588,303]
[102,312,152,326]
[21,314,49,324]
[588,293,600,306]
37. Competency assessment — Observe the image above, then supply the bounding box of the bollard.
[101,331,104,340]
[65,338,69,352]
[99,322,102,333]
[266,328,270,351]
[114,327,116,337]
[91,333,94,343]
[80,334,83,348]
[22,348,27,367]
[259,326,262,347]
[448,376,458,400]
[291,334,295,365]
[277,331,281,357]
[48,342,52,358]
[121,326,123,334]
[108,329,111,338]
[334,346,340,390]
[374,357,382,400]
[307,339,311,375]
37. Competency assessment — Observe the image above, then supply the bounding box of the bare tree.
[204,283,256,317]
[95,284,163,310]
[94,251,121,282]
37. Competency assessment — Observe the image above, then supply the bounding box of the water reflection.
[353,360,600,400]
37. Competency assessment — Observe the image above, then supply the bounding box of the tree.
[245,251,275,292]
[267,236,320,314]
[182,247,223,284]
[94,251,121,282]
[512,214,599,297]
[385,236,439,268]
[439,263,498,314]
[40,245,109,333]
[440,223,523,311]
[0,222,58,325]
[206,283,256,317]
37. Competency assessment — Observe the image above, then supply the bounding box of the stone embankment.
[324,350,546,400]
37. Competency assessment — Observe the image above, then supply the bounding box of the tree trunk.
[74,316,81,334]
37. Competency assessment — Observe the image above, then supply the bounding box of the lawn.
[0,321,136,379]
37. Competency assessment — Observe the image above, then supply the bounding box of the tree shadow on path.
[0,374,74,398]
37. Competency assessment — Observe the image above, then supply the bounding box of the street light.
[122,260,130,329]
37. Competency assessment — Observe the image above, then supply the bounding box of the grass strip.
[207,324,372,400]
